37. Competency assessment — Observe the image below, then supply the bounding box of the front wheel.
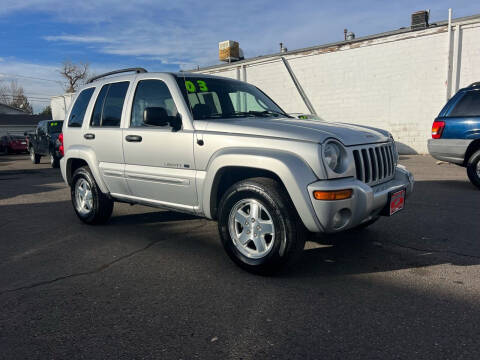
[466,150,480,190]
[71,166,114,224]
[30,147,40,164]
[218,177,306,274]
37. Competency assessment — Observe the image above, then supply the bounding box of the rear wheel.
[30,147,40,164]
[218,177,306,274]
[71,166,114,224]
[466,150,480,190]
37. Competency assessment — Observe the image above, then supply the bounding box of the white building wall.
[196,17,480,154]
[51,93,74,121]
[456,23,480,90]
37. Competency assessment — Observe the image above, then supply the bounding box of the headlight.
[323,140,346,173]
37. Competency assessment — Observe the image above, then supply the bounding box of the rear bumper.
[307,166,414,233]
[427,138,472,165]
[9,145,27,151]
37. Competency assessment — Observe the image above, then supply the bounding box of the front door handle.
[125,135,142,142]
[84,133,95,140]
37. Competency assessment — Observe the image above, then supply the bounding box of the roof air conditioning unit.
[411,10,429,30]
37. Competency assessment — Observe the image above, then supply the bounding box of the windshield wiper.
[257,110,292,118]
[226,110,291,118]
[197,110,291,119]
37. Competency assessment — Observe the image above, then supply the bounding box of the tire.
[71,166,114,224]
[217,177,306,274]
[466,149,480,190]
[30,147,40,164]
[50,153,60,168]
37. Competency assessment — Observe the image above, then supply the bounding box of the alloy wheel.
[228,199,275,259]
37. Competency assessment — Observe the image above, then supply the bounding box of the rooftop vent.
[280,42,288,53]
[411,10,429,30]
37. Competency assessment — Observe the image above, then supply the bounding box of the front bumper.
[427,138,472,165]
[307,166,414,233]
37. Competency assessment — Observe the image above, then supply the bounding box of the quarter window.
[131,80,179,127]
[449,91,480,117]
[90,82,129,127]
[68,88,95,127]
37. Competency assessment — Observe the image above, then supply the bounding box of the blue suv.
[428,82,480,189]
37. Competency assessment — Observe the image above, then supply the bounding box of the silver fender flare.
[201,147,322,232]
[63,146,109,194]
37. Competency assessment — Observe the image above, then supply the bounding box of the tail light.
[58,133,64,156]
[431,120,445,139]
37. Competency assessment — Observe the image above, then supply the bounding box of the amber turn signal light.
[313,189,353,201]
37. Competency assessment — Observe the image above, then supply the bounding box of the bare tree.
[60,60,89,93]
[0,80,33,114]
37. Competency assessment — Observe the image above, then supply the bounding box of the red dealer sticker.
[389,189,405,216]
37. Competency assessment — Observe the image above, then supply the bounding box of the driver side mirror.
[143,107,182,132]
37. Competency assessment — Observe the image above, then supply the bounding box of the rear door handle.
[84,133,95,140]
[125,135,142,142]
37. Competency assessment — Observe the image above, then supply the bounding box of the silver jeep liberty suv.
[60,68,414,274]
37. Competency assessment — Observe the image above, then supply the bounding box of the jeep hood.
[204,117,390,146]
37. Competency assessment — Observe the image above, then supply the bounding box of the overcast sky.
[0,0,478,113]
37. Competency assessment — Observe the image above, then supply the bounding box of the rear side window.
[68,88,95,127]
[90,82,129,127]
[449,91,480,117]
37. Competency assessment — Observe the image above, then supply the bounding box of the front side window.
[130,79,179,127]
[175,76,289,120]
[68,88,95,127]
[449,90,480,117]
[90,82,129,127]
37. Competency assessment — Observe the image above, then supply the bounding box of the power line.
[1,94,54,100]
[0,73,63,84]
[2,91,60,97]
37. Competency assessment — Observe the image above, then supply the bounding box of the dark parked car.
[428,82,480,189]
[26,120,64,168]
[0,134,28,154]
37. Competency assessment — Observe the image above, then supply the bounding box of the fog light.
[332,208,351,229]
[313,189,353,201]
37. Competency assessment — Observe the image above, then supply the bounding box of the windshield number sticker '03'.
[185,80,209,93]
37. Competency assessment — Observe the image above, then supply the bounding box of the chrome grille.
[352,142,396,186]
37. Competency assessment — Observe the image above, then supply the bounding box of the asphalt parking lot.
[0,154,479,359]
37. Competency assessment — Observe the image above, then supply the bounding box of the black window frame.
[89,81,130,128]
[67,87,95,128]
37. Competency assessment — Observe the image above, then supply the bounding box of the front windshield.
[175,76,290,120]
[48,121,63,133]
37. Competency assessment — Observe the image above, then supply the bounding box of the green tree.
[39,105,52,117]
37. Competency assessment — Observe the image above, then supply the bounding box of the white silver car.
[60,68,414,273]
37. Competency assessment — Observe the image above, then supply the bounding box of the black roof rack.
[468,82,480,88]
[87,68,147,84]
